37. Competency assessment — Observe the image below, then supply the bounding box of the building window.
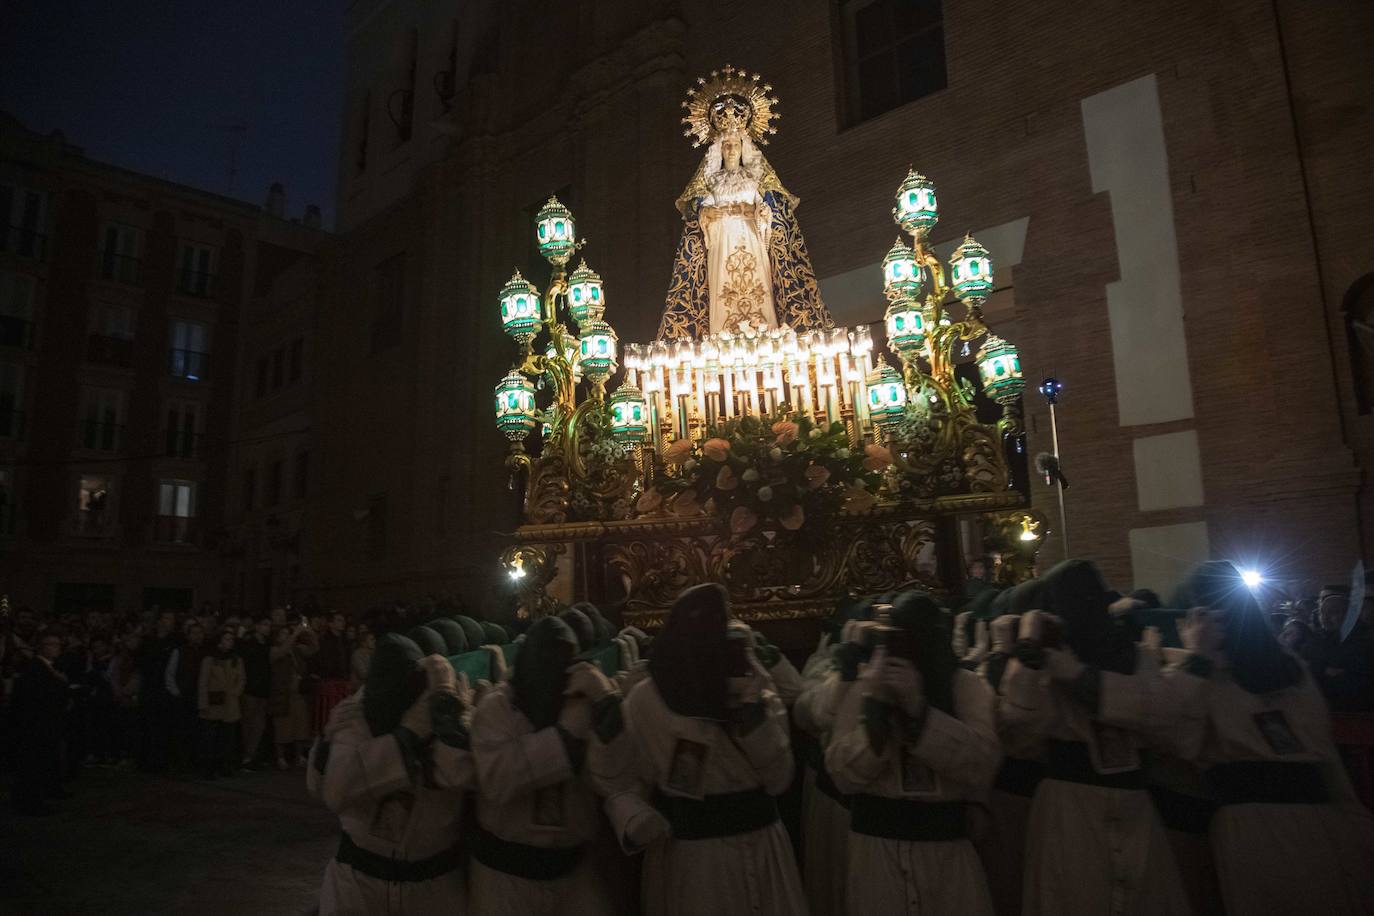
[164,400,202,459]
[88,302,136,366]
[0,362,23,439]
[0,185,48,260]
[100,224,142,285]
[77,474,113,536]
[255,356,269,398]
[271,346,285,389]
[79,387,126,451]
[169,318,209,380]
[243,466,257,512]
[156,479,196,544]
[370,254,405,354]
[366,493,388,559]
[288,337,304,382]
[293,450,309,500]
[176,242,217,297]
[267,459,284,507]
[0,270,36,350]
[840,0,946,126]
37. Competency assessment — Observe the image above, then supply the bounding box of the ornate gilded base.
[508,491,1035,630]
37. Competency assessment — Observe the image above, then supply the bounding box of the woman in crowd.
[197,628,245,778]
[826,590,1001,915]
[109,631,142,766]
[998,559,1190,916]
[468,615,622,916]
[600,583,807,916]
[269,622,316,768]
[311,634,474,915]
[349,629,375,692]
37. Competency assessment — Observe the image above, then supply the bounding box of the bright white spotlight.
[1240,568,1263,589]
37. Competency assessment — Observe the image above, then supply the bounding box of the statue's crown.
[681,65,779,148]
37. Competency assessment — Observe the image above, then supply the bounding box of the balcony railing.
[2,226,47,260]
[100,251,142,286]
[176,267,217,298]
[79,420,125,452]
[165,428,203,460]
[0,408,25,440]
[87,333,135,367]
[0,315,34,349]
[154,514,196,544]
[169,348,209,381]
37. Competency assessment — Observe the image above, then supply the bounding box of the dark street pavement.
[0,767,336,915]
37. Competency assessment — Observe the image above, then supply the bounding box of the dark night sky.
[0,1,343,227]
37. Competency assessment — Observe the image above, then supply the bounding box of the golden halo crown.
[680,65,779,148]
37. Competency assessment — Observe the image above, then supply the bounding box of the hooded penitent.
[1007,578,1043,615]
[1038,560,1136,675]
[363,634,425,735]
[966,587,1002,621]
[649,582,730,721]
[427,618,469,656]
[408,625,447,658]
[887,590,958,715]
[577,602,614,645]
[453,615,487,650]
[1178,560,1301,695]
[480,621,509,646]
[511,616,578,730]
[559,607,596,654]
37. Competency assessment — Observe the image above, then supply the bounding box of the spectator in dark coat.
[10,635,72,814]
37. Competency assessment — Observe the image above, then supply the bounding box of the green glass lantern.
[882,239,923,302]
[494,370,538,441]
[950,234,994,305]
[866,362,907,431]
[976,333,1024,403]
[499,270,542,346]
[892,169,938,238]
[535,196,576,265]
[578,318,618,382]
[545,336,582,382]
[566,260,605,326]
[884,298,926,360]
[608,382,649,443]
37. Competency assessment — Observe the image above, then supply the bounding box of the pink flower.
[779,504,805,530]
[843,484,878,513]
[662,439,692,465]
[715,465,739,491]
[702,438,731,462]
[772,420,799,445]
[730,506,758,535]
[636,488,663,513]
[804,464,831,490]
[672,489,701,516]
[863,444,894,471]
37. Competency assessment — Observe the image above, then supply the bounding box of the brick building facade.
[0,115,321,616]
[309,0,1372,612]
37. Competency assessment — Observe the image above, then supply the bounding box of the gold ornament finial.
[680,67,780,148]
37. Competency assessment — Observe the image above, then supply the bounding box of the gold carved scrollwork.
[500,544,563,619]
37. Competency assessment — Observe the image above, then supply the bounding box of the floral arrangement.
[636,412,893,534]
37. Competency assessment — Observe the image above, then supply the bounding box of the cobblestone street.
[1,767,336,915]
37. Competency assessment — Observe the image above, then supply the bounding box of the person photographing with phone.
[825,589,1001,915]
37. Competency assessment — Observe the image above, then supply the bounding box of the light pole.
[1038,377,1068,559]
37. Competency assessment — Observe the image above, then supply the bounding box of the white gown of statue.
[700,140,779,334]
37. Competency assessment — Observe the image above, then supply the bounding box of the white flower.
[757,486,774,502]
[808,428,823,440]
[769,447,783,462]
[683,459,698,472]
[836,448,851,459]
[742,468,761,482]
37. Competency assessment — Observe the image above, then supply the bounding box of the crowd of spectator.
[0,598,427,815]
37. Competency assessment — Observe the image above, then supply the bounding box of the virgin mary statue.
[658,68,833,340]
